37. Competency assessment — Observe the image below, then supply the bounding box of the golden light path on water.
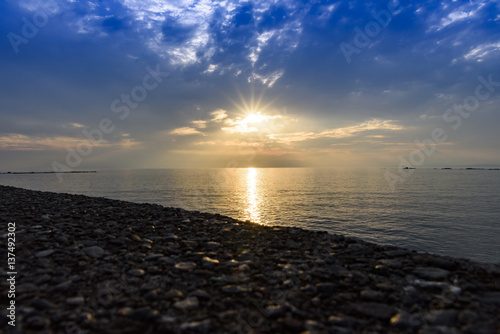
[245,168,262,224]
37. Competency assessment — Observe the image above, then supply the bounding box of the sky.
[0,0,499,171]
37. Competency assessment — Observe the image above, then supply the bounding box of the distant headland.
[0,171,97,175]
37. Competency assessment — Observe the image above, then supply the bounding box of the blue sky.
[1,0,499,170]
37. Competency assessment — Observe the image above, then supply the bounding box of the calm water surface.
[1,168,499,263]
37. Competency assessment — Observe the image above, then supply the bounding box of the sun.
[243,112,267,125]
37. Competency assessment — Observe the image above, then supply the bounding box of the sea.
[1,168,499,264]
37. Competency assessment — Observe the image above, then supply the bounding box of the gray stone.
[128,269,145,277]
[174,297,199,310]
[83,246,105,258]
[35,249,55,257]
[175,262,196,271]
[479,292,500,306]
[360,289,385,301]
[165,289,184,299]
[145,290,158,302]
[31,298,56,310]
[352,302,397,320]
[458,310,478,324]
[130,307,159,321]
[145,253,163,261]
[26,316,50,329]
[378,259,403,269]
[180,319,211,333]
[202,256,219,268]
[66,296,85,306]
[425,310,458,326]
[265,305,286,319]
[316,283,336,294]
[191,290,210,299]
[221,285,250,293]
[278,318,304,332]
[55,281,72,292]
[413,267,450,281]
[390,312,412,328]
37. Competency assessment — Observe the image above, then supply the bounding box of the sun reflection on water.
[245,168,262,224]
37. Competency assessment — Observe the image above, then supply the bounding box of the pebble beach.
[1,185,499,334]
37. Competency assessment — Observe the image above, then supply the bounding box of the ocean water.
[1,168,499,264]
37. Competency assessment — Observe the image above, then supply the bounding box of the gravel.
[0,185,499,333]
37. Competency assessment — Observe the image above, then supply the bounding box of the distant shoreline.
[0,171,97,175]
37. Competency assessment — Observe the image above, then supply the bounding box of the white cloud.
[268,119,404,143]
[210,109,228,122]
[169,127,205,136]
[463,42,500,62]
[192,120,207,128]
[0,133,139,151]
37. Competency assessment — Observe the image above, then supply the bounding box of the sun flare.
[243,112,266,125]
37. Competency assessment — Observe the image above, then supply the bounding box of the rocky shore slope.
[0,185,499,333]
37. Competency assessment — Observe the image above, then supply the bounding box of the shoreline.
[0,185,499,333]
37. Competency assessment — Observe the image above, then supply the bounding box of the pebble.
[202,256,219,268]
[425,310,459,326]
[164,289,184,299]
[180,319,211,333]
[130,307,159,321]
[390,312,412,328]
[128,269,146,277]
[35,249,55,257]
[1,185,499,334]
[175,262,197,271]
[25,316,50,329]
[83,246,106,258]
[145,253,163,261]
[265,305,286,319]
[174,297,199,310]
[353,302,397,320]
[66,297,85,306]
[360,289,385,301]
[413,267,450,281]
[32,298,57,310]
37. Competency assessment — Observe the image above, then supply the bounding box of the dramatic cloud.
[0,0,499,170]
